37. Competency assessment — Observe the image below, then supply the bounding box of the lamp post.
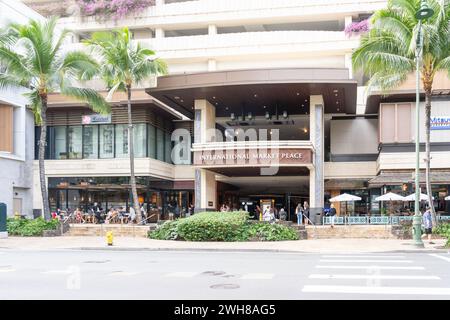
[413,0,434,247]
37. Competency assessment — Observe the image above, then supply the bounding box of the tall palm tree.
[352,0,450,226]
[0,17,110,219]
[85,27,167,223]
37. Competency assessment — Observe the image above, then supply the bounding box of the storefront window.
[134,123,147,158]
[83,125,98,159]
[99,125,114,158]
[54,126,66,159]
[148,124,156,159]
[156,128,164,161]
[116,124,129,158]
[165,131,172,163]
[68,126,82,159]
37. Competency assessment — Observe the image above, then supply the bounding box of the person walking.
[295,203,303,225]
[328,203,337,228]
[422,206,434,244]
[303,201,310,225]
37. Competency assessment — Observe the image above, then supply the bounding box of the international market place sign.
[431,117,450,130]
[82,114,111,124]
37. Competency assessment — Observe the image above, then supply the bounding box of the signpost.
[0,203,7,238]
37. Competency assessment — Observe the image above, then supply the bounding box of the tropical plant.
[352,0,450,226]
[345,19,370,36]
[85,27,167,223]
[0,17,110,219]
[77,0,155,20]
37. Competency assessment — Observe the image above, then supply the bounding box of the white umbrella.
[445,196,450,201]
[330,193,362,202]
[329,193,361,222]
[375,192,406,216]
[403,193,434,201]
[375,192,406,201]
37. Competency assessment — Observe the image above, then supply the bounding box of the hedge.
[149,211,299,242]
[435,222,450,247]
[7,217,59,237]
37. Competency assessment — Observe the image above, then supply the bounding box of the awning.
[369,171,450,187]
[325,179,369,190]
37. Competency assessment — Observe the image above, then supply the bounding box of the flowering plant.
[344,19,370,36]
[77,0,155,20]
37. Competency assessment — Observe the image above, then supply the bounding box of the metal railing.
[322,215,450,225]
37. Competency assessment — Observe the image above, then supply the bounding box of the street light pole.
[413,0,434,247]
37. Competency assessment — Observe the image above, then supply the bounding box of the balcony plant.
[77,0,155,20]
[344,19,369,37]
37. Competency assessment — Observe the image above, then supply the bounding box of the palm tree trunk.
[126,86,141,223]
[39,96,50,219]
[424,90,437,226]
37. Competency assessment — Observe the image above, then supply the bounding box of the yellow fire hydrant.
[106,231,113,246]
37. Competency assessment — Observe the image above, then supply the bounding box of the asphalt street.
[0,249,450,300]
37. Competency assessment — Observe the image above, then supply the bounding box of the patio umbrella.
[375,192,406,215]
[445,196,450,201]
[403,193,434,201]
[329,193,362,222]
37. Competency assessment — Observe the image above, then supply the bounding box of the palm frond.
[61,86,110,114]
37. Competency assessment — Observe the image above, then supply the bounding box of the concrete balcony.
[55,0,387,31]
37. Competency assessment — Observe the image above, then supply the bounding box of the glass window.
[67,126,82,159]
[116,124,129,158]
[99,125,114,158]
[83,125,98,159]
[134,123,147,158]
[156,128,164,161]
[148,124,156,159]
[54,126,67,159]
[165,131,172,164]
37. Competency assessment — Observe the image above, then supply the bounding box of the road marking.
[429,254,450,263]
[309,274,440,280]
[302,285,450,295]
[241,273,274,280]
[322,255,406,259]
[41,270,71,274]
[320,259,412,263]
[164,272,198,278]
[316,265,425,270]
[0,268,15,273]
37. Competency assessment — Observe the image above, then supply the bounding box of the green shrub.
[435,223,450,247]
[7,217,59,236]
[149,220,180,240]
[148,211,299,242]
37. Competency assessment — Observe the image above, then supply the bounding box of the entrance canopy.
[147,68,357,118]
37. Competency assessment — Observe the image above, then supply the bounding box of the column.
[345,53,353,79]
[156,0,165,6]
[155,28,164,39]
[194,99,217,212]
[309,95,325,223]
[208,24,217,35]
[345,15,353,28]
[208,59,217,71]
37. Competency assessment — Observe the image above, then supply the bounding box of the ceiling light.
[263,105,267,109]
[301,104,304,107]
[333,89,338,93]
[174,96,180,100]
[212,96,216,99]
[282,110,288,119]
[336,101,339,104]
[296,92,300,96]
[303,128,308,133]
[215,102,218,105]
[305,99,307,102]
[225,107,229,110]
[265,112,270,120]
[180,99,184,103]
[230,113,235,121]
[247,112,253,120]
[254,94,258,98]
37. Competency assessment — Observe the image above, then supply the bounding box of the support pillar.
[155,28,164,39]
[194,99,217,212]
[309,95,325,223]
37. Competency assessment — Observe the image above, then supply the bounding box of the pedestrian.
[328,203,337,228]
[303,201,310,225]
[422,206,434,244]
[295,203,303,225]
[279,207,287,221]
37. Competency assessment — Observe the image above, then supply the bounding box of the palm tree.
[0,17,110,219]
[85,27,167,223]
[352,0,450,226]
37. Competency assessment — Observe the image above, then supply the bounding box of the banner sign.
[431,116,450,130]
[82,114,111,124]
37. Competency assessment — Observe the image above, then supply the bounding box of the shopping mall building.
[24,0,450,220]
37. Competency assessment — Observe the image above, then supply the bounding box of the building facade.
[0,0,43,217]
[23,0,450,220]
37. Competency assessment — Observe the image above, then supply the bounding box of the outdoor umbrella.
[329,193,362,222]
[403,193,434,201]
[375,192,406,215]
[445,196,450,201]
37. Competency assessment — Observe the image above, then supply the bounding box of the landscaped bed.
[435,222,450,247]
[148,211,299,242]
[7,217,60,236]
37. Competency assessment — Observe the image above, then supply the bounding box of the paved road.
[1,249,450,299]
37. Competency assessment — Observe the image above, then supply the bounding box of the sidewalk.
[0,236,448,253]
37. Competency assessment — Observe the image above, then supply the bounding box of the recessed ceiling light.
[301,104,304,107]
[337,108,340,111]
[333,89,338,93]
[180,100,184,103]
[303,128,308,133]
[254,94,258,98]
[336,101,339,104]
[263,105,266,109]
[225,107,229,110]
[335,93,338,97]
[215,102,218,105]
[212,96,216,99]
[305,99,307,102]
[174,96,180,100]
[296,92,300,96]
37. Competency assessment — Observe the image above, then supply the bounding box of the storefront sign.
[82,114,111,124]
[431,117,450,130]
[194,148,312,166]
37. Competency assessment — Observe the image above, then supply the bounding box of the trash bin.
[0,203,7,238]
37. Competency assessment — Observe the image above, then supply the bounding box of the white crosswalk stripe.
[322,255,406,259]
[108,271,138,276]
[316,265,424,270]
[162,272,275,279]
[429,254,450,263]
[0,268,15,273]
[319,259,412,263]
[309,274,440,280]
[302,285,450,295]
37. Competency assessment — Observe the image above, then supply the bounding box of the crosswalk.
[163,271,274,280]
[302,253,450,297]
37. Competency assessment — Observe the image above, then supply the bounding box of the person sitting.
[105,208,117,224]
[74,207,84,223]
[279,207,287,221]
